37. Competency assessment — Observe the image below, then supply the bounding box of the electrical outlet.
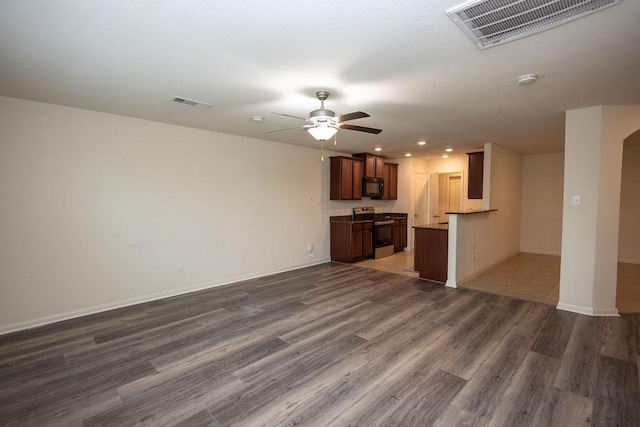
[307,244,313,252]
[176,264,184,274]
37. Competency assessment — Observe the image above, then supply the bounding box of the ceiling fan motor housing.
[310,108,336,120]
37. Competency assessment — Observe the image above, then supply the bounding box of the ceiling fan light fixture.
[270,90,381,139]
[308,125,338,141]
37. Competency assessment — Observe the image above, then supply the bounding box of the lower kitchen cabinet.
[392,218,408,252]
[330,222,373,263]
[413,226,448,282]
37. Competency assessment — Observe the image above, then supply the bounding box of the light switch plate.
[572,195,581,206]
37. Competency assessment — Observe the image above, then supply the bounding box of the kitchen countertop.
[413,223,449,230]
[375,213,408,219]
[330,215,372,224]
[445,209,497,215]
[330,213,408,224]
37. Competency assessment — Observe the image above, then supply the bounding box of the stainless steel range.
[353,207,395,259]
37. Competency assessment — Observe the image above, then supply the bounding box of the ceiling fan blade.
[337,111,369,123]
[266,126,303,134]
[272,112,308,121]
[340,123,382,134]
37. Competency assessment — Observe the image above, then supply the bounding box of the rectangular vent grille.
[446,0,622,49]
[169,96,212,109]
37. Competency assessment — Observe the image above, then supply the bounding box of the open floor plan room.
[1,263,638,426]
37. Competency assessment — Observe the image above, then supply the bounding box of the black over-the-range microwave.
[363,177,384,199]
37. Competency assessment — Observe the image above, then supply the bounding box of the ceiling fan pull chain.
[334,132,337,146]
[321,141,324,162]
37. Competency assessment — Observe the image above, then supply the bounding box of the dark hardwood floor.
[1,263,639,426]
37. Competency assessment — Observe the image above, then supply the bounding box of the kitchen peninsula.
[413,209,497,283]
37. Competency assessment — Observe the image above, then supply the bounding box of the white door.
[449,176,462,213]
[413,172,428,248]
[429,172,440,224]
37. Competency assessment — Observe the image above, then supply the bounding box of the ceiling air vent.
[446,0,622,49]
[169,96,212,109]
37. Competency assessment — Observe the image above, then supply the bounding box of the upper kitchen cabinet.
[467,151,484,200]
[382,162,398,200]
[330,156,364,200]
[353,153,385,178]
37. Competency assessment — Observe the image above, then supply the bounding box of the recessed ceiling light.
[405,153,412,157]
[518,74,537,85]
[442,154,449,159]
[417,141,427,146]
[374,147,382,152]
[445,148,453,152]
[250,116,264,123]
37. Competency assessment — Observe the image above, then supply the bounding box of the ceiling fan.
[269,91,382,142]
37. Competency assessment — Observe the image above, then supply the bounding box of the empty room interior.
[1,1,640,425]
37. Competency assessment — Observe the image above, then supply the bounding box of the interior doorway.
[429,172,463,224]
[412,172,428,249]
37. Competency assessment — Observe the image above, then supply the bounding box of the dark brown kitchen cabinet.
[353,153,384,178]
[399,218,407,250]
[330,222,373,263]
[468,151,484,200]
[375,157,385,178]
[353,158,363,199]
[385,163,398,200]
[414,227,448,283]
[392,218,407,252]
[330,156,364,200]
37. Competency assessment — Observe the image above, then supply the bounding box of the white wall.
[619,142,640,263]
[520,152,564,255]
[558,105,640,316]
[392,157,412,216]
[449,143,523,285]
[0,96,402,333]
[485,143,523,258]
[519,147,639,262]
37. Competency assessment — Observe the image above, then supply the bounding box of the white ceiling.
[1,0,639,160]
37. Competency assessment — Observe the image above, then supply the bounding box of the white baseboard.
[556,302,619,317]
[521,251,638,264]
[519,248,561,256]
[456,251,520,286]
[0,259,329,336]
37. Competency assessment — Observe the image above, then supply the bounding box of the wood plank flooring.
[1,263,639,426]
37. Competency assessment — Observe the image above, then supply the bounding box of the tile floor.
[352,250,640,313]
[353,250,419,278]
[461,253,560,305]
